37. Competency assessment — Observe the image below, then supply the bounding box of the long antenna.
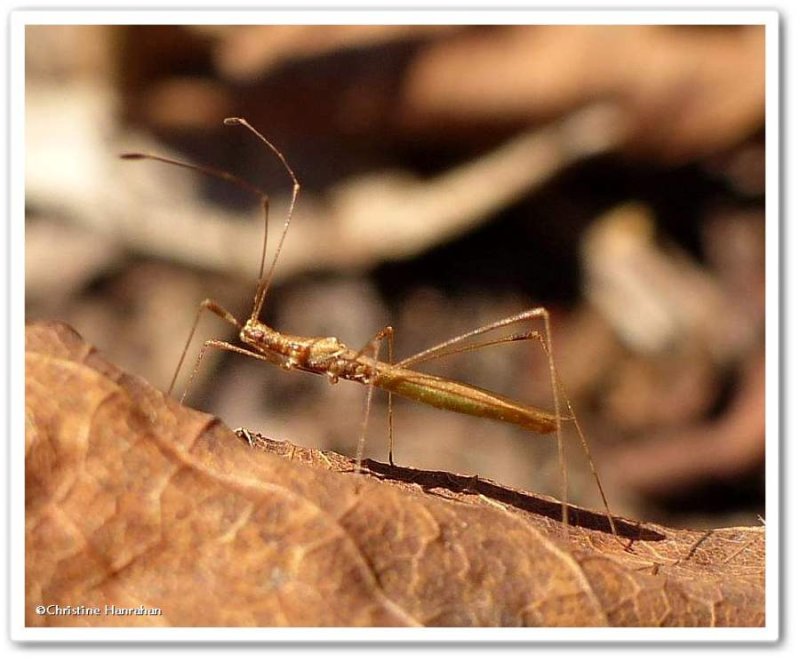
[122,117,300,324]
[120,152,267,200]
[120,151,273,287]
[223,117,300,322]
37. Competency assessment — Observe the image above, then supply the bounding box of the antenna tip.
[224,117,244,126]
[120,153,145,160]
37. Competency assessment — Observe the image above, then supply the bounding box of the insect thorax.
[240,320,349,373]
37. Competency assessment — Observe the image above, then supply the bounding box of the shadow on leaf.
[362,457,664,541]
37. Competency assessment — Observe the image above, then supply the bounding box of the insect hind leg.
[393,306,616,537]
[527,330,618,537]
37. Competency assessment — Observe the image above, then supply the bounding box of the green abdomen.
[374,367,558,434]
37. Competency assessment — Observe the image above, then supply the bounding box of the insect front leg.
[180,339,274,405]
[170,299,242,398]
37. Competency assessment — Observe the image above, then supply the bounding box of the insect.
[122,117,616,536]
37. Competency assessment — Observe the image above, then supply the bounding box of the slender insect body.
[242,316,558,432]
[122,116,619,537]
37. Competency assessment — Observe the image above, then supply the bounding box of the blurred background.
[25,24,766,529]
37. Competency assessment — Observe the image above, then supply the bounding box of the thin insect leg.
[398,319,614,536]
[355,327,397,465]
[351,326,394,471]
[561,396,617,537]
[375,328,396,465]
[398,331,541,369]
[180,339,276,405]
[387,330,395,466]
[528,332,618,537]
[395,307,568,531]
[537,309,567,535]
[395,308,553,369]
[169,299,242,397]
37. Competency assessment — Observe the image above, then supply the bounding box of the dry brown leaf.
[25,321,765,627]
